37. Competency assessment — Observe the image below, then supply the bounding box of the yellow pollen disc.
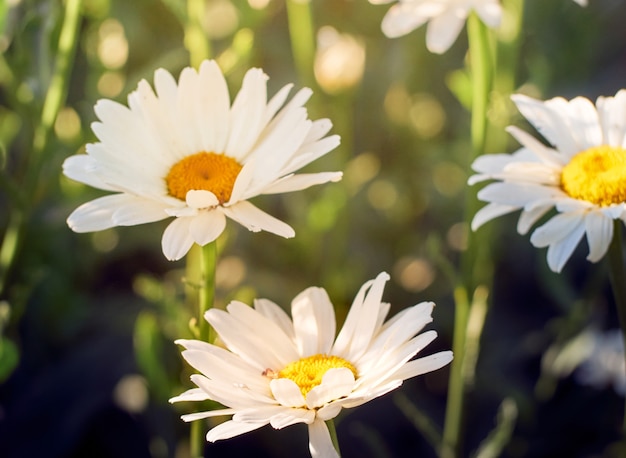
[166,152,242,204]
[278,354,357,397]
[560,145,626,206]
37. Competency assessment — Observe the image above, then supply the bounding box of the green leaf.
[0,336,19,382]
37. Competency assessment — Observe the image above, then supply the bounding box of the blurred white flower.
[63,60,341,261]
[170,272,453,457]
[573,0,588,6]
[470,90,626,272]
[369,0,502,54]
[576,329,626,395]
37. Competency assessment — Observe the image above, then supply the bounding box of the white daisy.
[63,60,341,261]
[170,272,453,457]
[470,90,626,273]
[369,0,502,54]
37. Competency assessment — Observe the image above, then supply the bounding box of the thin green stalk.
[442,13,494,457]
[607,221,626,435]
[0,0,82,296]
[441,286,470,458]
[326,419,341,457]
[189,241,217,458]
[185,0,211,68]
[285,0,316,88]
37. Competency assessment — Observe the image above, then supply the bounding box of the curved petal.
[261,172,343,195]
[584,211,614,263]
[425,9,467,54]
[67,194,165,232]
[308,419,339,458]
[189,210,227,246]
[270,378,306,408]
[305,368,355,409]
[221,201,295,238]
[292,286,337,356]
[207,419,267,442]
[333,272,390,361]
[161,217,195,261]
[63,155,118,191]
[381,3,432,39]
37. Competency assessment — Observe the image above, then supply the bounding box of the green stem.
[441,287,470,458]
[185,0,211,68]
[285,0,316,88]
[607,220,626,435]
[0,0,82,297]
[442,13,494,458]
[326,419,341,457]
[190,241,217,458]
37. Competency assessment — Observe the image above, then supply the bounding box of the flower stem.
[285,0,316,88]
[607,220,626,435]
[0,0,82,297]
[189,241,217,457]
[442,12,494,457]
[326,419,342,457]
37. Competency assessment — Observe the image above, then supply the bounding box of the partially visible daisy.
[470,90,626,272]
[170,272,452,457]
[369,0,502,54]
[576,329,625,395]
[63,60,341,261]
[573,0,588,6]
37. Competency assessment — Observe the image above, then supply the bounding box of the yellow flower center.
[560,145,626,206]
[277,354,357,397]
[166,152,242,203]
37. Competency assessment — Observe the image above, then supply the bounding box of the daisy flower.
[369,0,502,54]
[63,60,341,261]
[470,90,626,273]
[170,272,453,457]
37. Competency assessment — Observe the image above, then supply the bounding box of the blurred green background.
[1,0,626,457]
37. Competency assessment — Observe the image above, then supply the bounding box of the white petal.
[425,8,467,54]
[316,402,342,421]
[189,210,227,246]
[67,194,165,232]
[221,201,295,238]
[333,272,390,361]
[292,286,336,356]
[474,1,502,28]
[186,190,219,209]
[168,388,210,403]
[517,204,553,235]
[269,408,316,429]
[63,155,117,191]
[530,211,585,248]
[161,217,195,261]
[306,368,355,409]
[261,172,343,195]
[584,211,614,263]
[391,351,454,381]
[545,226,586,273]
[308,419,339,458]
[180,408,236,421]
[207,420,267,442]
[227,68,268,160]
[253,298,296,341]
[270,378,306,407]
[381,3,431,39]
[471,203,518,231]
[197,60,231,152]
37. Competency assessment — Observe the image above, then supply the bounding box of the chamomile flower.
[369,0,502,54]
[170,272,453,457]
[63,60,341,260]
[470,90,626,273]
